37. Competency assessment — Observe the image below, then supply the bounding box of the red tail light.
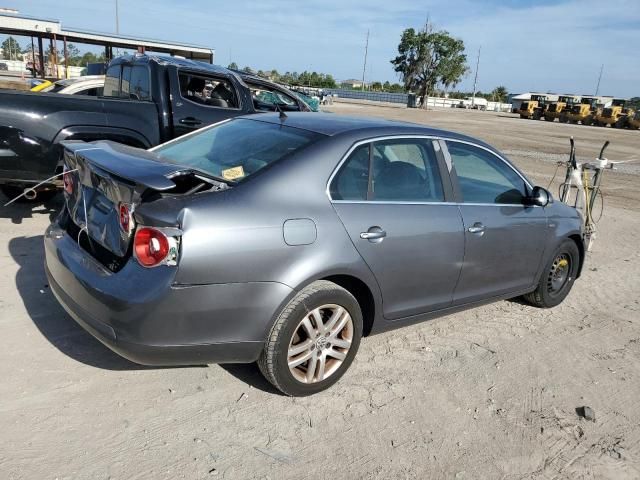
[118,203,133,234]
[134,227,171,267]
[63,169,73,194]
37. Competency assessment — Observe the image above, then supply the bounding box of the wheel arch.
[320,274,376,337]
[568,234,585,278]
[53,126,152,149]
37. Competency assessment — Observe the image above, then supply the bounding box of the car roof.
[110,54,233,76]
[240,112,486,145]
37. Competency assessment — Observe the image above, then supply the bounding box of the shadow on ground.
[0,190,63,225]
[10,234,168,370]
[9,234,280,392]
[219,364,283,395]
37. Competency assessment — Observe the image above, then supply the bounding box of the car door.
[169,67,245,137]
[444,140,549,304]
[330,137,465,320]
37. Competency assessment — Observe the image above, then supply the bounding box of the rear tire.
[524,240,580,308]
[258,280,363,396]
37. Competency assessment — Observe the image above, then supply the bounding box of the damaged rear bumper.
[44,221,292,366]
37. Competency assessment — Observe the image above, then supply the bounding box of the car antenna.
[274,102,287,120]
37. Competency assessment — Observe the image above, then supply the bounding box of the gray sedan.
[45,113,584,396]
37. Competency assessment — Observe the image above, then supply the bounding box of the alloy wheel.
[287,304,354,384]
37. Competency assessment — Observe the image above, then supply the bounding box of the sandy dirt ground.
[1,104,639,479]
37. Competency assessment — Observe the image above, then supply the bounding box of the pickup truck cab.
[0,54,311,199]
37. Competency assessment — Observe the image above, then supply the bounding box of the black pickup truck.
[0,54,311,199]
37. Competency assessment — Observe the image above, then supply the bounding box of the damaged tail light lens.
[133,227,180,267]
[118,203,134,234]
[63,168,74,194]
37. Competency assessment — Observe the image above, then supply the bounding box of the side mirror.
[527,186,551,207]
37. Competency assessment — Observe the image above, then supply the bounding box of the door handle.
[360,227,387,242]
[179,117,203,126]
[467,223,485,234]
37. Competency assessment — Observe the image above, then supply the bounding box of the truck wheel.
[614,118,626,129]
[544,116,555,122]
[582,116,592,126]
[258,280,363,396]
[559,113,568,123]
[524,240,580,308]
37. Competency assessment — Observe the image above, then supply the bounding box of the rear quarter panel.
[173,137,379,288]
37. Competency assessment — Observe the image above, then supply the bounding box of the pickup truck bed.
[0,89,159,184]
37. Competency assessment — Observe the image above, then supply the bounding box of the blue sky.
[3,0,639,97]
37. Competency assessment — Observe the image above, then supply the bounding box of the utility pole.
[361,29,369,91]
[115,0,120,34]
[595,64,604,96]
[471,46,481,108]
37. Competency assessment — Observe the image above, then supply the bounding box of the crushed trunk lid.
[61,140,216,258]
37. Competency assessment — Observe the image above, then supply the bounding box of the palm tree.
[491,86,508,103]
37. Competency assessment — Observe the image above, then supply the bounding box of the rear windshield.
[153,119,323,182]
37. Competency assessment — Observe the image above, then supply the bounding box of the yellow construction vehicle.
[626,110,640,130]
[596,99,634,128]
[567,97,601,125]
[544,95,578,122]
[518,94,548,119]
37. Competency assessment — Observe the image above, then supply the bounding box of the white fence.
[0,59,85,79]
[422,96,512,112]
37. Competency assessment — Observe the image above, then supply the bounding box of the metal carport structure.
[0,12,214,79]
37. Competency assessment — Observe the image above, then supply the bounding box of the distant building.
[340,79,368,89]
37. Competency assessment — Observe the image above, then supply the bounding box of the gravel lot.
[2,104,639,479]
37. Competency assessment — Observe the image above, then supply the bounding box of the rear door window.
[372,140,444,201]
[179,72,239,109]
[128,66,151,100]
[330,139,445,202]
[329,144,370,201]
[103,65,121,97]
[121,65,132,98]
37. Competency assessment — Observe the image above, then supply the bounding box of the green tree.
[627,97,640,111]
[227,62,238,70]
[65,43,81,65]
[242,66,254,74]
[75,51,106,66]
[371,81,383,91]
[490,86,508,102]
[391,23,468,107]
[1,36,22,60]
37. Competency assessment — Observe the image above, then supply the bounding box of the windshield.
[153,119,323,182]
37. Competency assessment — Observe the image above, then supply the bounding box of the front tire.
[524,240,580,308]
[258,280,363,396]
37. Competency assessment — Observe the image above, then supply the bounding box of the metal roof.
[0,12,214,62]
